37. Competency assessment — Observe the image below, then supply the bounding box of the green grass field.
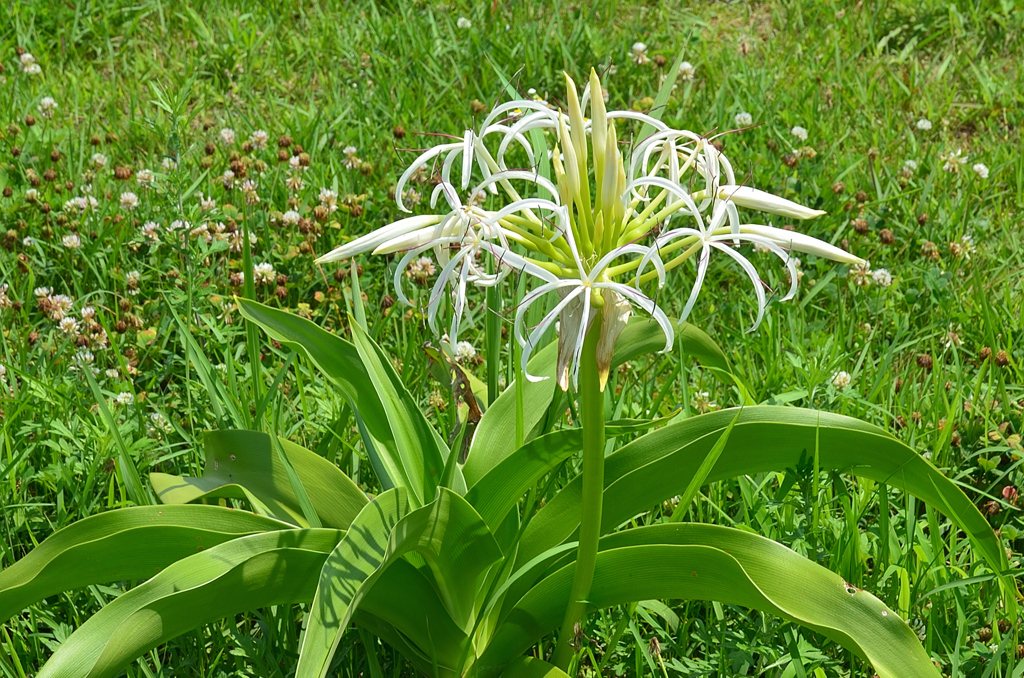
[1,0,1022,675]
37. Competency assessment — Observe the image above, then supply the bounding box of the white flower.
[222,170,236,189]
[22,236,36,247]
[105,368,120,379]
[59,317,80,335]
[149,412,173,434]
[198,193,217,211]
[942,149,968,173]
[871,268,892,287]
[62,234,82,249]
[343,146,360,170]
[248,130,269,150]
[903,159,918,172]
[631,41,649,65]
[136,169,155,184]
[678,61,696,81]
[119,191,139,211]
[91,153,108,168]
[319,188,339,212]
[282,210,301,226]
[454,341,476,363]
[161,157,177,171]
[81,306,96,321]
[850,261,872,287]
[0,285,9,309]
[972,163,989,179]
[126,270,142,293]
[73,348,95,367]
[20,54,41,75]
[254,262,276,285]
[114,392,134,406]
[457,16,472,29]
[38,97,57,118]
[916,118,932,131]
[34,287,52,298]
[690,390,718,414]
[25,188,39,202]
[219,128,236,145]
[830,370,852,390]
[734,111,753,127]
[790,126,808,141]
[141,221,160,241]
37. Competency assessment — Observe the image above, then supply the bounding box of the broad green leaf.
[298,488,502,678]
[465,342,558,488]
[517,407,1008,589]
[151,429,367,529]
[611,317,732,378]
[0,505,289,623]
[499,656,572,678]
[237,299,454,505]
[482,524,939,678]
[36,529,343,678]
[349,320,455,504]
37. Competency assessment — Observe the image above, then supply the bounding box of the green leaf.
[611,317,732,380]
[237,299,452,505]
[349,319,454,504]
[0,505,290,623]
[499,657,572,678]
[465,342,558,488]
[482,524,939,678]
[297,488,502,678]
[34,528,343,678]
[82,367,149,506]
[150,429,367,530]
[517,407,1008,588]
[672,408,741,517]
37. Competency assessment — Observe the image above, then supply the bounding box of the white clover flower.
[62,234,82,249]
[916,118,932,131]
[678,61,696,81]
[136,169,155,185]
[972,163,989,179]
[92,153,108,168]
[690,390,718,414]
[105,368,120,379]
[199,193,217,211]
[319,188,339,212]
[248,130,269,150]
[169,219,189,231]
[0,364,6,385]
[457,16,472,29]
[631,42,649,65]
[942,149,968,173]
[25,188,39,202]
[343,146,360,170]
[282,210,301,226]
[0,285,10,309]
[222,170,236,189]
[830,370,852,390]
[126,270,141,293]
[903,159,917,172]
[141,221,160,241]
[23,236,36,247]
[34,287,52,298]
[871,268,892,287]
[114,392,134,406]
[149,412,173,434]
[81,306,96,321]
[240,179,260,205]
[254,262,276,285]
[454,341,477,363]
[59,316,80,335]
[161,157,178,171]
[73,348,95,367]
[38,97,57,118]
[790,126,808,141]
[850,261,872,287]
[20,54,41,75]
[119,191,139,211]
[219,128,236,145]
[734,111,753,127]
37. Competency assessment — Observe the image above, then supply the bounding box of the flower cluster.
[318,70,863,391]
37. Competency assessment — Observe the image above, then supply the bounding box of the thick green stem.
[553,313,605,670]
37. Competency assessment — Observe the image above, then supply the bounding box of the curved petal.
[738,224,864,265]
[710,242,767,331]
[317,215,443,263]
[515,283,585,382]
[718,185,826,220]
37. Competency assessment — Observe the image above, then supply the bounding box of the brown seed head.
[854,190,868,203]
[11,146,21,158]
[879,228,895,244]
[766,138,778,151]
[995,350,1009,367]
[2,186,11,198]
[852,218,869,234]
[278,135,293,148]
[114,166,132,180]
[105,132,119,144]
[205,142,216,156]
[381,294,395,309]
[920,240,940,261]
[43,169,56,182]
[50,150,61,162]
[115,320,128,334]
[980,346,992,362]
[917,354,933,370]
[998,619,1011,634]
[275,285,288,300]
[25,115,36,127]
[393,125,406,139]
[470,99,487,115]
[313,205,328,222]
[917,213,928,226]
[831,181,845,194]
[350,204,365,218]
[951,431,962,447]
[89,134,102,146]
[278,149,290,163]
[299,152,311,167]
[782,153,798,167]
[334,268,347,283]
[978,627,994,642]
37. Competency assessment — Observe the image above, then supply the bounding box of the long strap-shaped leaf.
[36,528,343,678]
[0,505,289,623]
[297,487,503,678]
[349,319,456,502]
[499,656,572,677]
[151,429,367,529]
[480,524,940,678]
[238,298,452,506]
[517,407,1008,584]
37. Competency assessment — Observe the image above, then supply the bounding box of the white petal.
[738,224,864,264]
[718,186,826,220]
[394,144,457,213]
[316,214,443,263]
[710,242,767,331]
[515,282,584,383]
[678,243,712,324]
[483,243,562,284]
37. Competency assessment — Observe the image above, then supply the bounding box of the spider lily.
[316,68,865,391]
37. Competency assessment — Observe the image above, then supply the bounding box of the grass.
[1,0,1022,675]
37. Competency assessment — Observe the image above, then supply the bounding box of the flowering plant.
[1,71,1014,678]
